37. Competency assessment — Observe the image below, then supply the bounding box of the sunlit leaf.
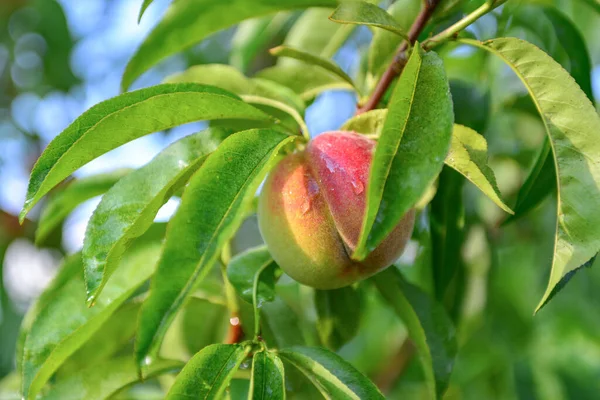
[20,83,271,221]
[373,267,457,398]
[315,286,361,350]
[226,245,279,305]
[502,6,594,222]
[261,297,307,348]
[230,15,290,73]
[249,351,285,400]
[58,301,141,377]
[340,109,387,135]
[280,7,352,61]
[354,46,453,260]
[445,124,513,214]
[166,344,250,399]
[270,45,357,90]
[279,346,385,399]
[19,230,164,400]
[137,0,161,23]
[135,129,295,370]
[42,357,182,400]
[329,1,408,39]
[122,0,340,90]
[83,128,233,304]
[461,38,600,310]
[35,169,130,245]
[368,0,421,78]
[165,64,305,113]
[256,64,353,101]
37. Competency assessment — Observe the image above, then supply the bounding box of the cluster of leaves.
[3,0,600,398]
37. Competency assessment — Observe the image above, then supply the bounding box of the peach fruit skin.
[258,131,416,290]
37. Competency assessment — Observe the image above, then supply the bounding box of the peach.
[258,131,415,289]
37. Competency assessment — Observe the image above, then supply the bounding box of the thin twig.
[356,0,443,115]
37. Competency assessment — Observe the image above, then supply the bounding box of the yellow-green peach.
[258,131,415,289]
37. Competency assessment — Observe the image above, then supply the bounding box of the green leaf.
[166,344,250,399]
[230,15,290,73]
[135,129,295,370]
[35,169,130,245]
[315,286,361,351]
[279,346,384,399]
[227,245,279,305]
[430,167,465,305]
[578,0,600,13]
[340,109,387,135]
[329,1,408,39]
[368,0,421,78]
[249,351,286,400]
[122,0,339,90]
[261,297,307,348]
[445,125,513,214]
[83,128,233,304]
[281,7,352,60]
[505,139,555,224]
[137,0,160,23]
[58,301,141,377]
[42,357,182,400]
[20,83,272,221]
[19,233,164,400]
[165,64,305,113]
[502,6,594,223]
[181,298,228,355]
[354,47,453,260]
[541,7,595,103]
[256,64,353,101]
[270,46,357,91]
[372,267,457,398]
[461,38,600,311]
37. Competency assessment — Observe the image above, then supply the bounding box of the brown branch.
[224,312,244,344]
[356,0,443,115]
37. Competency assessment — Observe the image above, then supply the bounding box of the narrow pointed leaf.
[315,287,361,350]
[136,129,295,369]
[329,1,408,39]
[249,351,285,400]
[270,46,357,90]
[373,267,457,399]
[461,38,600,311]
[83,128,233,304]
[227,245,279,305]
[256,64,353,101]
[368,0,421,77]
[503,6,594,222]
[166,344,250,399]
[19,232,164,400]
[59,301,141,376]
[445,124,513,214]
[279,346,384,399]
[35,169,130,244]
[230,15,290,73]
[42,357,182,400]
[354,47,453,260]
[122,0,340,90]
[20,83,271,221]
[165,64,305,113]
[281,7,352,61]
[137,0,161,22]
[340,109,387,135]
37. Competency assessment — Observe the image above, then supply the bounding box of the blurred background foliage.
[0,0,599,398]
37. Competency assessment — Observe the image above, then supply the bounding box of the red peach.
[258,131,415,289]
